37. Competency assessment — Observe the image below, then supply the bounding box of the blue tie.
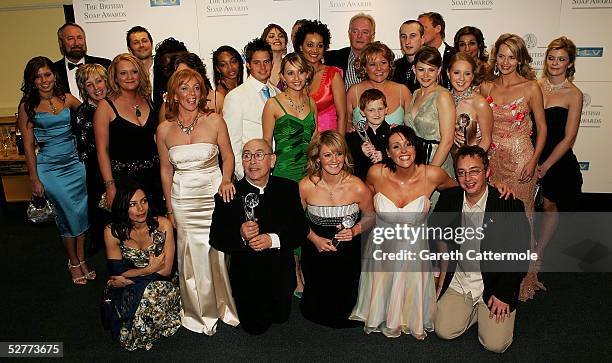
[261,86,270,100]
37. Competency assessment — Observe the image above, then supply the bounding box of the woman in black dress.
[94,53,164,213]
[528,37,583,299]
[298,131,374,328]
[74,64,108,250]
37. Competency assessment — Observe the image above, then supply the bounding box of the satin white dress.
[169,143,239,334]
[350,194,436,339]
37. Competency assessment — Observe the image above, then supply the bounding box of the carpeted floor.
[1,202,610,361]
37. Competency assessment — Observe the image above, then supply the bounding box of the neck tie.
[68,62,83,70]
[261,85,270,100]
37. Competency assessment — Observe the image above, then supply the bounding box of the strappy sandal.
[79,261,96,280]
[68,260,87,285]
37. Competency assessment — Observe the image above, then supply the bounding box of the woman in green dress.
[263,52,318,297]
[263,52,318,182]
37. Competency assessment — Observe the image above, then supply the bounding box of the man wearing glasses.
[429,145,530,353]
[210,139,308,335]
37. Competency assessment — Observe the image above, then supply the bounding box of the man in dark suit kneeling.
[210,139,308,335]
[429,145,530,353]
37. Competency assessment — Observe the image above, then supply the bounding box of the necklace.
[286,93,305,114]
[177,113,200,135]
[319,178,342,199]
[42,95,56,113]
[543,78,568,93]
[133,105,141,118]
[452,86,475,105]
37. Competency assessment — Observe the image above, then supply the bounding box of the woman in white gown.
[350,125,457,339]
[157,68,238,335]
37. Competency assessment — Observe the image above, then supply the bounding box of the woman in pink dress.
[294,20,346,134]
[480,34,547,301]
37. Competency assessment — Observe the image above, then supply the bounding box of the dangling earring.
[517,63,522,75]
[494,65,500,77]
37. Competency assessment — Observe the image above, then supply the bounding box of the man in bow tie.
[210,138,308,335]
[54,22,111,101]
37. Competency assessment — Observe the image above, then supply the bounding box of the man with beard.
[54,22,111,100]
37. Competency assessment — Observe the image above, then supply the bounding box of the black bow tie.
[68,62,83,70]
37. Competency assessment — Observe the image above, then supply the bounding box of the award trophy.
[331,215,356,247]
[355,120,370,143]
[458,113,471,145]
[243,193,260,246]
[243,192,259,222]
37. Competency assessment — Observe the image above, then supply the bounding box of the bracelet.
[103,179,115,187]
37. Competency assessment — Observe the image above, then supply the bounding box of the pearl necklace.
[177,113,200,135]
[543,78,568,93]
[452,86,475,105]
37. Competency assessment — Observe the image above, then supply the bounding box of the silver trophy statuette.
[458,113,471,145]
[331,215,356,247]
[355,121,370,143]
[243,193,259,222]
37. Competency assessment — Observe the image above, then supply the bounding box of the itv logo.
[150,0,181,7]
[577,47,604,57]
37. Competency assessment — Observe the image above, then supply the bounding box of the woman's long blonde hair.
[107,53,151,98]
[487,33,535,81]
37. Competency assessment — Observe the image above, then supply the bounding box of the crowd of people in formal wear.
[17,10,584,353]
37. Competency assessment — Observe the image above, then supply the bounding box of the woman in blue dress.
[18,56,91,285]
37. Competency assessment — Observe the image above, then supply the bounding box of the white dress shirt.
[65,57,84,101]
[223,76,279,180]
[449,187,488,305]
[437,42,447,59]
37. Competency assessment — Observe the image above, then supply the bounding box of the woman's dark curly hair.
[20,56,66,122]
[212,45,244,93]
[110,182,159,242]
[293,19,331,53]
[383,125,424,172]
[152,37,188,108]
[173,52,213,93]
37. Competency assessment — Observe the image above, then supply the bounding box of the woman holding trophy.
[298,131,374,328]
[448,52,493,160]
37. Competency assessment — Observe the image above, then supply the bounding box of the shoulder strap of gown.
[105,97,119,118]
[273,96,288,115]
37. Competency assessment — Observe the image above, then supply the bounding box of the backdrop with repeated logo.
[73,0,611,192]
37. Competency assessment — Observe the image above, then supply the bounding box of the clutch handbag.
[27,195,55,223]
[98,192,112,212]
[534,181,544,209]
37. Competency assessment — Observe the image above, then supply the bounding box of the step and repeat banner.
[73,0,611,193]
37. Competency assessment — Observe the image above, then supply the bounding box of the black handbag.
[534,181,544,209]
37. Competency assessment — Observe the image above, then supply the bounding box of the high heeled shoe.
[79,261,96,280]
[68,260,87,285]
